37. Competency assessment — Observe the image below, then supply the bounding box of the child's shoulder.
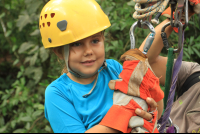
[106,59,122,67]
[105,59,122,72]
[45,74,71,95]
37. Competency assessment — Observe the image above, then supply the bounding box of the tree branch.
[27,115,45,133]
[0,18,22,65]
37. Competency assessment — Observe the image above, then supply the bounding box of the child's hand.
[135,97,158,121]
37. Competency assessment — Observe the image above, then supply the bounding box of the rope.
[159,31,184,133]
[132,0,170,24]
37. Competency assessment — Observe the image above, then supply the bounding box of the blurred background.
[0,0,200,133]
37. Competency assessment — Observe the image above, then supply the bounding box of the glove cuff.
[120,48,147,62]
[99,105,133,133]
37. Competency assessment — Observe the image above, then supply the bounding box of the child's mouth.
[81,60,95,66]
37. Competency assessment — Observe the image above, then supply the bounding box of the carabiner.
[170,0,188,30]
[161,20,183,53]
[130,20,156,54]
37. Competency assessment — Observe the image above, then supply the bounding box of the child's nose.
[83,44,93,56]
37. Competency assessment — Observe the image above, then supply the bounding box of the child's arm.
[85,125,120,133]
[139,19,173,85]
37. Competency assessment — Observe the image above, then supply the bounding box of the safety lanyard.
[163,48,175,111]
[159,27,185,133]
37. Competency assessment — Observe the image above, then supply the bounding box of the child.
[39,0,162,133]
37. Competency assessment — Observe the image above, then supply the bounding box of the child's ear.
[53,47,64,60]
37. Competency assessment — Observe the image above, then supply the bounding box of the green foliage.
[0,0,200,133]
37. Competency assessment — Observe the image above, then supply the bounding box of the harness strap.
[177,71,200,98]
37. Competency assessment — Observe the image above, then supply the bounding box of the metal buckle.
[130,20,155,54]
[157,117,179,133]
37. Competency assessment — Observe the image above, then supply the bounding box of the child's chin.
[81,71,98,78]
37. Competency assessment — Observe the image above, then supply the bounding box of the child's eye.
[71,43,81,47]
[92,39,99,44]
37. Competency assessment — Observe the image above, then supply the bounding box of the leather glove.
[109,49,164,102]
[99,90,143,133]
[105,48,164,133]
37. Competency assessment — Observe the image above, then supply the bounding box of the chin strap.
[64,45,107,98]
[82,61,107,98]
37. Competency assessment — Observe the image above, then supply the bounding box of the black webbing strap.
[178,71,200,98]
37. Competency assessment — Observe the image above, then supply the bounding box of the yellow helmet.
[39,0,111,48]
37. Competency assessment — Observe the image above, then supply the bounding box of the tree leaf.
[30,52,38,66]
[28,46,39,55]
[5,30,12,37]
[188,45,193,55]
[25,122,30,130]
[32,110,43,119]
[24,56,32,64]
[127,1,135,6]
[189,36,194,45]
[103,6,114,15]
[0,13,5,18]
[13,59,19,66]
[33,104,44,110]
[192,47,200,58]
[0,126,7,133]
[40,47,49,62]
[7,21,13,29]
[32,67,43,84]
[0,117,5,127]
[25,0,43,14]
[30,29,40,36]
[45,125,52,132]
[13,128,26,133]
[24,66,35,75]
[16,11,32,31]
[183,50,190,59]
[18,42,35,54]
[20,116,32,122]
[11,120,16,129]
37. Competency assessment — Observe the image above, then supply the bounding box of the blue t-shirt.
[44,59,123,133]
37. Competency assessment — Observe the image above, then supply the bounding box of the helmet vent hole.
[40,25,41,29]
[41,16,42,20]
[43,23,45,27]
[45,14,47,19]
[51,13,55,18]
[47,22,51,27]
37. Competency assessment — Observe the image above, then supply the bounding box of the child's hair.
[52,31,105,75]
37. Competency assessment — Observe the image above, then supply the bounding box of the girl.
[40,0,160,133]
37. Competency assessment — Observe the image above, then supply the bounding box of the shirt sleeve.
[44,85,86,133]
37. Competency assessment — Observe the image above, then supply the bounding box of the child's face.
[68,32,105,77]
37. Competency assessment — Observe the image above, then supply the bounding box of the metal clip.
[183,0,189,30]
[174,0,185,27]
[130,20,155,54]
[161,20,183,53]
[170,0,188,30]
